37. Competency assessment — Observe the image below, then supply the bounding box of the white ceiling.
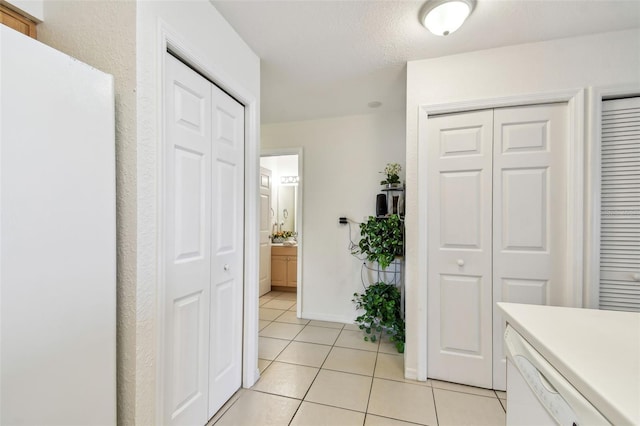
[212,0,640,124]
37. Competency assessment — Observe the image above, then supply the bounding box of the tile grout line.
[431,386,440,426]
[210,389,245,426]
[287,322,345,425]
[362,337,380,424]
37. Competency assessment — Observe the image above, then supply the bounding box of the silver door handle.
[224,264,230,271]
[457,259,465,267]
[633,273,640,281]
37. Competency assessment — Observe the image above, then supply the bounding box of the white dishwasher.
[504,325,610,426]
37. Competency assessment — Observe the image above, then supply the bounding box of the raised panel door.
[427,109,494,388]
[164,53,212,425]
[208,84,244,418]
[492,103,567,390]
[259,168,273,295]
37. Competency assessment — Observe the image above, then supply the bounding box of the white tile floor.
[208,291,507,426]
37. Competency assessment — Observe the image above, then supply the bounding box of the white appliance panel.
[1,26,116,425]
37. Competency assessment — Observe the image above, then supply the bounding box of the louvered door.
[599,97,640,312]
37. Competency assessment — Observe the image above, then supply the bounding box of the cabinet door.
[0,6,36,38]
[286,256,297,287]
[271,256,287,286]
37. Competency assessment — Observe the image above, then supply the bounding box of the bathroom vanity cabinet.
[271,245,297,289]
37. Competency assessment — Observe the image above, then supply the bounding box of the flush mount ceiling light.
[419,0,476,36]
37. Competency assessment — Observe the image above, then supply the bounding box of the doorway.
[260,149,303,316]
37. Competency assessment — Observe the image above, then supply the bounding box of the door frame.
[409,89,585,382]
[584,84,640,309]
[155,25,260,423]
[261,148,304,317]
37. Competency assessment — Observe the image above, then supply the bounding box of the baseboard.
[404,366,428,382]
[270,286,296,293]
[301,311,356,325]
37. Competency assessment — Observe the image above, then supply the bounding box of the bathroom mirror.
[277,184,297,233]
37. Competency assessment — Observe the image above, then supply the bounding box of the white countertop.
[498,303,640,425]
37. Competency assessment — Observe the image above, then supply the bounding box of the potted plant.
[380,163,402,188]
[353,214,403,270]
[352,281,405,353]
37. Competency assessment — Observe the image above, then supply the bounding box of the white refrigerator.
[0,26,116,424]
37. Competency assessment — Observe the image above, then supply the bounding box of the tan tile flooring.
[208,291,507,425]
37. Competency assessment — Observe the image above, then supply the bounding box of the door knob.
[224,264,230,272]
[633,273,640,282]
[457,259,465,267]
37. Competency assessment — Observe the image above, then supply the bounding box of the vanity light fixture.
[280,176,299,184]
[419,0,476,36]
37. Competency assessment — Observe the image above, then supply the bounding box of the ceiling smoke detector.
[419,0,476,36]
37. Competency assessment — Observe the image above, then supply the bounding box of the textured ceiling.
[212,0,640,124]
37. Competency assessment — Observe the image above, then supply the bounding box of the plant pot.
[383,183,402,190]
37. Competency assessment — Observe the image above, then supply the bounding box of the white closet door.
[492,103,568,390]
[600,97,640,312]
[208,84,245,417]
[164,53,212,425]
[259,167,273,296]
[427,110,494,388]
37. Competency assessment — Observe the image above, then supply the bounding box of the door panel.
[440,275,482,353]
[440,171,483,248]
[492,103,567,390]
[259,168,273,295]
[214,159,238,253]
[501,168,548,250]
[211,279,235,376]
[174,148,206,261]
[271,256,287,286]
[287,256,298,287]
[164,53,212,425]
[501,279,548,305]
[208,84,244,418]
[427,109,494,388]
[172,291,205,413]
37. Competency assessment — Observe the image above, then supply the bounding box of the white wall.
[262,110,405,322]
[137,2,260,424]
[261,155,299,184]
[404,29,640,381]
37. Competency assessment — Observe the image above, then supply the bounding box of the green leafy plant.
[352,282,405,353]
[354,214,403,270]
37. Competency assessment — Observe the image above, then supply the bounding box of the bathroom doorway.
[259,149,303,316]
